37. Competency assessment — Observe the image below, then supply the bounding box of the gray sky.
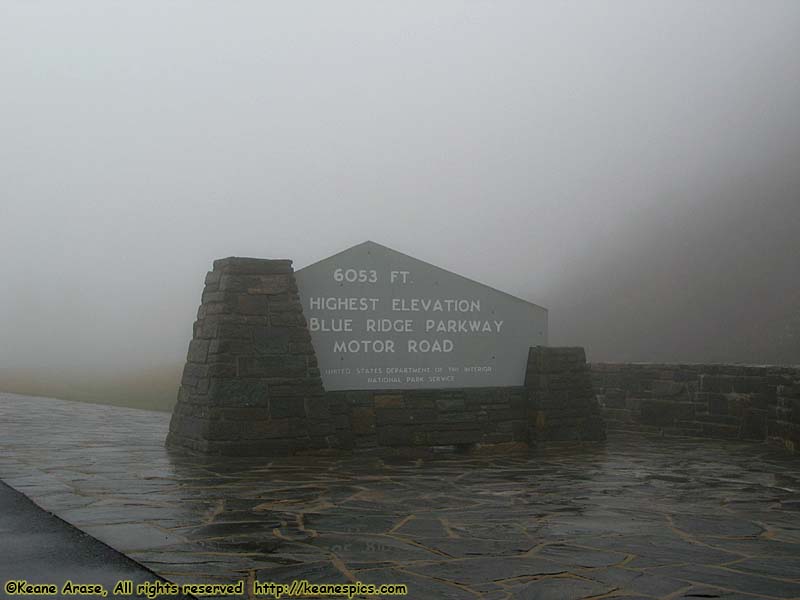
[2,1,799,370]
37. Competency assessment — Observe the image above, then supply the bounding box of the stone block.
[651,380,687,398]
[204,270,221,286]
[268,382,322,398]
[208,339,255,357]
[708,393,729,415]
[200,290,234,305]
[208,379,269,407]
[248,418,291,438]
[237,295,269,316]
[181,363,208,389]
[351,407,376,435]
[701,422,740,439]
[376,408,437,426]
[780,398,800,425]
[306,419,333,437]
[215,321,253,340]
[439,411,483,424]
[170,416,208,440]
[250,326,291,354]
[269,396,308,419]
[601,389,626,408]
[237,355,306,378]
[377,426,417,446]
[435,429,481,445]
[640,400,694,427]
[428,397,461,411]
[269,311,306,327]
[206,420,248,440]
[374,394,404,409]
[288,341,315,354]
[740,410,767,440]
[525,346,586,378]
[480,433,514,444]
[304,396,330,420]
[207,363,238,378]
[248,274,294,295]
[404,396,436,410]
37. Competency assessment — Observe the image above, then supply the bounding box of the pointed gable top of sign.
[297,240,547,312]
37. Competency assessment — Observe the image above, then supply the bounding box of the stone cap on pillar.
[212,257,293,275]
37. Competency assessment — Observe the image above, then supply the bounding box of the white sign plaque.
[295,241,547,390]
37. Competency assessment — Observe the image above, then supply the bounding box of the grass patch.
[0,364,183,412]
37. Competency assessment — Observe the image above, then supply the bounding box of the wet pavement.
[1,392,800,599]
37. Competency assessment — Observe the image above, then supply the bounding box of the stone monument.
[167,242,604,455]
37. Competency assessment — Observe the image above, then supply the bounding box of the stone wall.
[167,257,337,455]
[326,388,528,451]
[322,347,604,452]
[591,363,800,452]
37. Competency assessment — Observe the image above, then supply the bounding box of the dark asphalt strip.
[0,480,193,600]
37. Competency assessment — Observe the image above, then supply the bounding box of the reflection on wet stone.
[2,393,800,599]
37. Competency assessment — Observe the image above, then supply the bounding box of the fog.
[2,1,799,388]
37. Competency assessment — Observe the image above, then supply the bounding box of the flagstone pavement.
[2,392,800,599]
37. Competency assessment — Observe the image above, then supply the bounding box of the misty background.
[2,1,799,410]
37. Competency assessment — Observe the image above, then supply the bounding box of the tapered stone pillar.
[167,257,335,455]
[525,346,606,442]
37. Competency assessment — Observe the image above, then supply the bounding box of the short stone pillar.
[525,346,606,442]
[166,257,335,455]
